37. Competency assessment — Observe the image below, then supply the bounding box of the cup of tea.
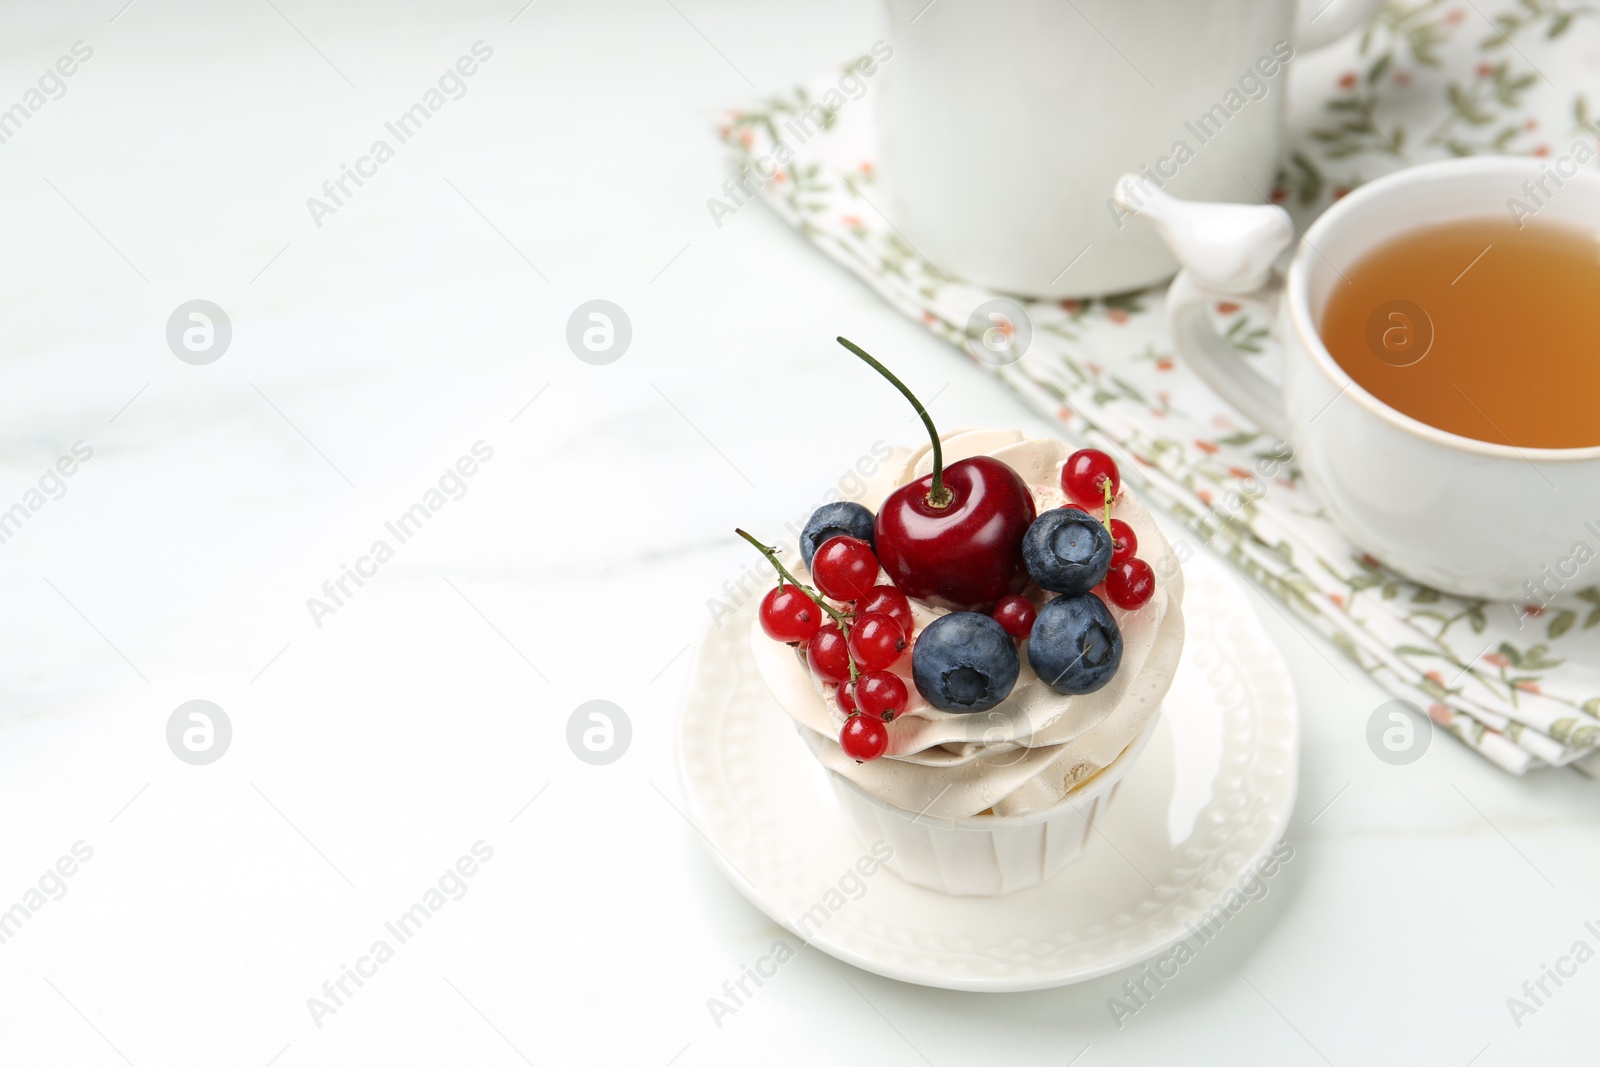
[1114,156,1600,601]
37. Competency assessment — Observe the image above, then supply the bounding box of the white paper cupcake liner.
[811,712,1161,896]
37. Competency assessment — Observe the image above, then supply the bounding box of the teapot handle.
[1165,272,1293,441]
[1294,0,1386,53]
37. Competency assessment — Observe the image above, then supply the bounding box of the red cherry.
[1062,448,1121,509]
[758,583,822,642]
[835,680,858,715]
[836,338,1036,613]
[811,536,879,601]
[858,585,914,638]
[840,714,888,761]
[834,338,1035,612]
[875,456,1037,612]
[848,612,906,671]
[1105,558,1156,609]
[1062,502,1088,513]
[855,670,908,719]
[1109,519,1138,565]
[806,623,852,682]
[992,594,1037,639]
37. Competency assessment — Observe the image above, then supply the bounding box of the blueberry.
[911,612,1020,713]
[800,501,875,570]
[1028,594,1123,695]
[1022,508,1113,595]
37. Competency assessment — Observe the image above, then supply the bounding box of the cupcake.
[745,428,1177,895]
[746,428,1184,895]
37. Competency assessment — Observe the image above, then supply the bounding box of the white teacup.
[1115,157,1600,602]
[875,0,1383,298]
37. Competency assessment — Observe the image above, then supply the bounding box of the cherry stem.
[1102,479,1113,530]
[836,337,952,509]
[734,528,852,632]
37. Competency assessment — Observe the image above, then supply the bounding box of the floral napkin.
[717,3,1600,774]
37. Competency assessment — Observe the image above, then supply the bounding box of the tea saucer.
[675,550,1298,992]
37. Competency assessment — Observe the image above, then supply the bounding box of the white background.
[0,1,1594,1064]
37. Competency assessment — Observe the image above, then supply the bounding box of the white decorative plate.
[675,550,1298,992]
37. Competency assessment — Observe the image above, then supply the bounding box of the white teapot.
[874,0,1384,297]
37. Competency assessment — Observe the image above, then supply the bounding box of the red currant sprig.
[738,528,871,686]
[738,529,903,759]
[737,528,851,626]
[1058,452,1160,611]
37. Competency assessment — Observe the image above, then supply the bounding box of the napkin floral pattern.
[717,1,1600,773]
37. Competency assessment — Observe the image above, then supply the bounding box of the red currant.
[1105,557,1156,609]
[1109,519,1138,565]
[806,623,852,683]
[811,536,879,601]
[991,594,1037,639]
[847,612,906,671]
[835,680,858,715]
[855,670,908,720]
[758,583,822,643]
[840,713,888,761]
[858,585,914,638]
[1062,448,1121,509]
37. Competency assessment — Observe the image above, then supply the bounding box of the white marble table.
[0,2,1594,1064]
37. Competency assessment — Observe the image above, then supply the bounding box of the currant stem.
[836,337,952,509]
[734,529,852,630]
[1102,478,1113,529]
